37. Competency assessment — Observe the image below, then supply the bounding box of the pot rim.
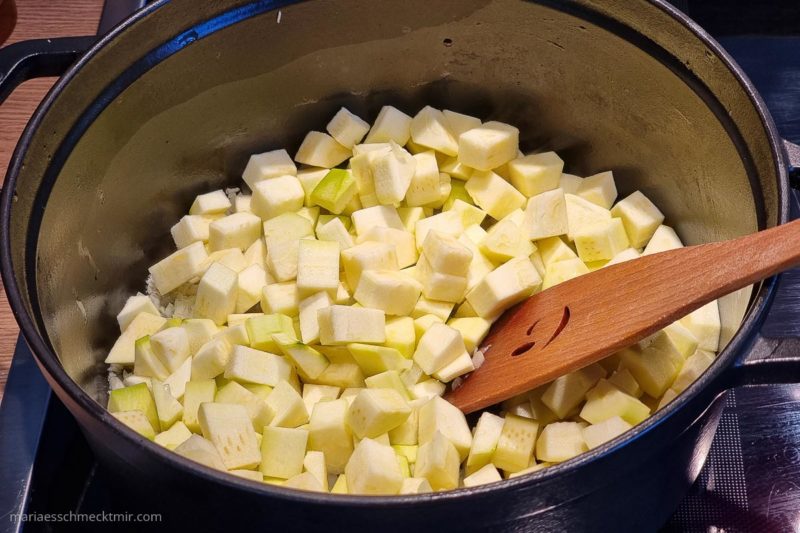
[0,0,790,506]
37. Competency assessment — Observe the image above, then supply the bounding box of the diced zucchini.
[308,399,354,474]
[373,142,416,205]
[182,379,217,433]
[576,171,617,209]
[536,422,587,463]
[151,379,184,430]
[266,381,309,428]
[466,412,505,475]
[245,313,295,353]
[365,106,412,145]
[154,421,192,450]
[458,121,519,171]
[418,396,472,461]
[413,323,466,375]
[579,379,650,425]
[465,170,525,220]
[302,384,340,414]
[465,257,541,318]
[347,389,411,439]
[260,426,308,479]
[610,191,664,248]
[148,242,209,296]
[134,336,169,381]
[270,335,329,380]
[354,270,421,316]
[492,414,539,473]
[174,434,226,470]
[410,107,458,156]
[106,313,168,365]
[463,463,502,487]
[208,212,261,252]
[198,402,261,470]
[215,380,274,432]
[541,364,605,419]
[345,438,404,495]
[303,450,329,491]
[327,107,370,148]
[318,306,386,346]
[414,431,460,490]
[112,411,156,440]
[241,149,297,189]
[310,169,357,214]
[331,474,349,494]
[108,383,159,432]
[582,416,632,450]
[384,317,416,359]
[116,293,160,331]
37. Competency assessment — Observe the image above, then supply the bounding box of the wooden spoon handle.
[446,219,800,413]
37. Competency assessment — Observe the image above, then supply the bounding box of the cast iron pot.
[2,0,800,531]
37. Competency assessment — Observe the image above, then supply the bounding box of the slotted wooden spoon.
[445,219,800,414]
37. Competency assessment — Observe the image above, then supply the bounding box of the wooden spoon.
[445,219,800,414]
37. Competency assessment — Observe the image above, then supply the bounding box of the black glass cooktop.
[1,2,800,532]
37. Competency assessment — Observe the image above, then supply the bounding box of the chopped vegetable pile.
[105,105,720,494]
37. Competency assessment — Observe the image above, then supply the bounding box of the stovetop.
[2,2,800,532]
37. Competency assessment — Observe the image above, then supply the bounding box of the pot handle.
[0,36,95,104]
[729,139,800,386]
[0,0,148,191]
[0,0,148,105]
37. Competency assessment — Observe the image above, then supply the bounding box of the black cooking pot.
[2,1,800,531]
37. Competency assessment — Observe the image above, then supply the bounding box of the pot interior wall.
[22,0,774,399]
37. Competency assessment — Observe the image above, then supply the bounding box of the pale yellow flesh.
[106,106,720,494]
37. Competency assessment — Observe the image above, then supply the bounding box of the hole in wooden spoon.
[544,306,571,347]
[526,320,540,336]
[511,341,536,356]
